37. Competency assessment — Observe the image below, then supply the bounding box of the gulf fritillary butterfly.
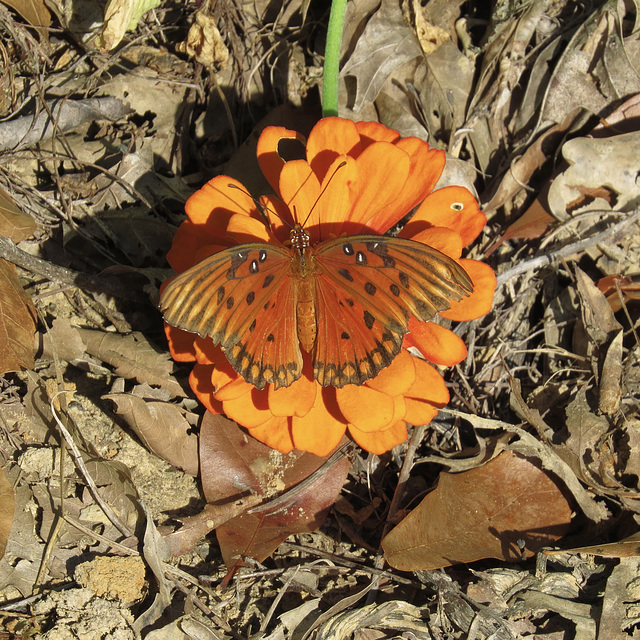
[160,215,474,391]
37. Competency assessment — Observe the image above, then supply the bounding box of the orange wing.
[160,243,303,389]
[311,235,473,387]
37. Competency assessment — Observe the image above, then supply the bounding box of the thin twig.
[51,391,134,537]
[496,209,640,286]
[367,424,428,604]
[0,235,150,302]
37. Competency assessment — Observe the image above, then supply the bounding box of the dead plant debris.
[0,0,639,638]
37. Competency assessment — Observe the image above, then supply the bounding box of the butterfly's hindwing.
[225,273,302,390]
[313,276,403,387]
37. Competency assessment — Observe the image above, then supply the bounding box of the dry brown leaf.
[563,387,615,491]
[0,471,41,595]
[539,3,640,137]
[216,454,350,569]
[0,187,36,242]
[485,200,554,257]
[161,414,350,561]
[0,0,50,31]
[597,275,640,313]
[0,258,36,373]
[199,413,343,505]
[341,0,422,112]
[104,394,199,476]
[544,531,640,559]
[548,133,640,221]
[482,109,582,217]
[383,451,572,571]
[77,329,184,398]
[0,467,15,560]
[175,6,229,69]
[95,0,162,51]
[575,266,623,345]
[199,413,349,568]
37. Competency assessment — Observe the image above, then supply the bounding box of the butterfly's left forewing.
[312,235,473,386]
[160,243,303,389]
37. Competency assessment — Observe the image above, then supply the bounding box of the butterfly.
[160,219,474,391]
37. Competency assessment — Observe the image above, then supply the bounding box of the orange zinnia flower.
[163,117,495,457]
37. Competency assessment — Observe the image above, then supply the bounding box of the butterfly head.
[289,225,311,253]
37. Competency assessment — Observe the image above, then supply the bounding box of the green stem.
[322,0,347,117]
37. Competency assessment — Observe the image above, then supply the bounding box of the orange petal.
[348,420,408,455]
[336,385,405,433]
[278,159,321,227]
[307,117,362,181]
[261,195,295,239]
[226,213,272,243]
[355,121,400,149]
[166,221,222,272]
[404,186,486,246]
[246,416,294,454]
[397,139,445,194]
[193,337,222,365]
[185,176,259,228]
[404,399,438,425]
[268,374,317,417]
[364,139,446,231]
[439,260,496,321]
[348,142,411,231]
[404,319,468,367]
[209,359,238,391]
[214,375,253,401]
[407,358,449,406]
[409,226,463,259]
[165,324,196,362]
[257,126,306,196]
[222,387,272,428]
[189,365,223,415]
[310,156,357,238]
[291,388,347,456]
[365,349,415,396]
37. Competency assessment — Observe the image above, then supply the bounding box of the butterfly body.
[160,230,473,390]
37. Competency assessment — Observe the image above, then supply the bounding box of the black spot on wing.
[363,310,375,330]
[390,283,400,296]
[216,286,225,303]
[364,282,376,295]
[365,241,396,268]
[263,274,275,288]
[227,251,249,278]
[338,268,353,282]
[226,297,234,309]
[246,291,255,305]
[399,271,410,288]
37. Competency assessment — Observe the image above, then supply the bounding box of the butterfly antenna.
[300,161,347,229]
[227,183,293,231]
